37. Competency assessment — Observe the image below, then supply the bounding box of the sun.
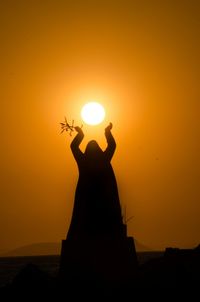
[81,102,105,125]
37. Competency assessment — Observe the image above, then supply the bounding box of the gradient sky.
[0,0,199,252]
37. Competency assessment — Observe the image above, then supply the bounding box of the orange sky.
[0,0,199,252]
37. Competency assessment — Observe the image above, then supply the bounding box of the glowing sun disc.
[81,102,105,125]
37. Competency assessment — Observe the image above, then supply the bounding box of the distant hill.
[0,242,61,257]
[134,239,152,252]
[0,239,152,257]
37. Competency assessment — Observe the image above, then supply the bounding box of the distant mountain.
[0,248,8,255]
[0,238,152,257]
[0,242,61,257]
[134,239,152,252]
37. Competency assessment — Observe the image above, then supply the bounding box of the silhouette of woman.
[67,123,123,239]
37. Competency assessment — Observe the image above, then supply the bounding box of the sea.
[0,255,60,288]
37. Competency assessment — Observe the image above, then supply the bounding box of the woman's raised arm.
[70,127,84,163]
[104,123,116,161]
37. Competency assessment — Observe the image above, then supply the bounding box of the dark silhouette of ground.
[1,246,199,298]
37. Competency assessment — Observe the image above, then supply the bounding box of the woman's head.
[85,140,103,157]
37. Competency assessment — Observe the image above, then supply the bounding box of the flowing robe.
[67,129,123,239]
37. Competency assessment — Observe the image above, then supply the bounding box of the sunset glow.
[0,0,199,254]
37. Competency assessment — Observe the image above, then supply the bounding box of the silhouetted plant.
[60,117,83,136]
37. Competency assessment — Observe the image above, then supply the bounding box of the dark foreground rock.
[0,245,199,299]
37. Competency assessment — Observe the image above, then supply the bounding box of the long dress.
[67,128,123,239]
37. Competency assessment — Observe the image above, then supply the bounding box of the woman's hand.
[74,126,83,134]
[105,122,113,131]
